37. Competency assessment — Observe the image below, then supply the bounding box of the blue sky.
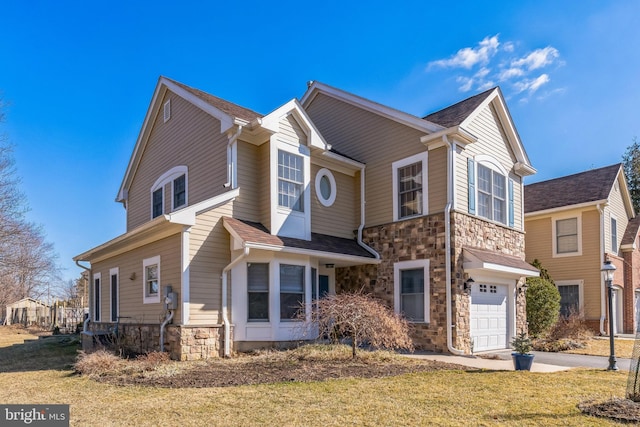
[1,1,639,284]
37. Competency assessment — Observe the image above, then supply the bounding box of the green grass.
[0,326,631,426]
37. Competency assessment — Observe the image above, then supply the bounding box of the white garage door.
[470,283,508,352]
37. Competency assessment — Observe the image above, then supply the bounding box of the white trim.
[393,259,430,323]
[109,267,119,322]
[392,152,429,222]
[552,213,583,258]
[143,256,161,304]
[150,166,188,217]
[93,272,101,322]
[315,168,337,207]
[556,280,585,315]
[168,188,239,226]
[474,154,508,176]
[181,227,191,325]
[163,99,171,123]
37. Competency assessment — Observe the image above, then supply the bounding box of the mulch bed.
[579,398,640,423]
[97,357,470,388]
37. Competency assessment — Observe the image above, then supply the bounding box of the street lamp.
[601,260,618,371]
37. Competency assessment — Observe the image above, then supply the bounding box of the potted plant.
[511,332,534,371]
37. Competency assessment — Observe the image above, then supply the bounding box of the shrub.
[526,277,560,337]
[300,291,414,358]
[74,350,125,377]
[547,309,592,342]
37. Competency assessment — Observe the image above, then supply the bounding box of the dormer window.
[278,150,304,212]
[150,166,188,219]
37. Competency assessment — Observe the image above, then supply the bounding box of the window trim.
[277,149,305,212]
[110,267,119,322]
[393,259,430,323]
[143,256,161,304]
[552,213,582,257]
[556,280,584,316]
[392,152,428,222]
[315,168,337,207]
[93,272,101,322]
[150,166,188,219]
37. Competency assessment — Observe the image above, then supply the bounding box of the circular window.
[315,168,337,207]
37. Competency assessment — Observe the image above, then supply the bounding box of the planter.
[512,353,534,371]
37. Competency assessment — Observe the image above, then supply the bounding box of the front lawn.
[0,326,632,426]
[563,338,635,359]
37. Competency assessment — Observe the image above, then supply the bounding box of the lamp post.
[601,260,618,371]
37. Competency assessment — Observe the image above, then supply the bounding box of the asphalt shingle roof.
[165,77,263,123]
[524,163,622,213]
[423,87,496,127]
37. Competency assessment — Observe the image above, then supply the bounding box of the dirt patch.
[81,347,471,388]
[579,398,640,423]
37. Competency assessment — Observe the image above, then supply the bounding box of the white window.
[93,272,101,322]
[556,280,584,317]
[110,268,119,322]
[392,152,428,221]
[143,256,161,304]
[552,214,582,257]
[247,263,269,322]
[278,150,304,212]
[315,168,337,207]
[280,264,305,320]
[611,216,618,252]
[477,163,506,224]
[394,259,430,323]
[150,166,188,219]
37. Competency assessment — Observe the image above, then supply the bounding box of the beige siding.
[605,175,630,257]
[306,93,431,226]
[454,103,524,230]
[188,201,234,324]
[234,140,267,222]
[127,92,229,231]
[428,146,448,212]
[310,164,358,238]
[92,234,182,324]
[525,208,603,320]
[279,115,307,146]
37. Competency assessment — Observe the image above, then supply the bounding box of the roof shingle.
[423,87,496,127]
[524,164,622,213]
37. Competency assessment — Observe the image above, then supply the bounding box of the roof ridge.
[526,163,621,188]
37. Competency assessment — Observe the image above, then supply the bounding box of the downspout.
[160,309,174,352]
[223,125,243,188]
[75,260,91,333]
[442,135,465,355]
[357,165,380,259]
[221,246,250,357]
[598,203,607,335]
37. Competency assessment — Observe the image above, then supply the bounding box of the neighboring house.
[4,298,49,326]
[525,164,640,334]
[74,77,538,360]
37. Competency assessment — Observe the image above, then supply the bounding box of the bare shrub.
[300,291,414,358]
[533,310,592,352]
[136,351,170,370]
[74,350,126,377]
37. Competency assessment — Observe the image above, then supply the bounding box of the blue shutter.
[468,158,476,215]
[508,179,515,228]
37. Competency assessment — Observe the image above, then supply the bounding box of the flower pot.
[512,353,534,371]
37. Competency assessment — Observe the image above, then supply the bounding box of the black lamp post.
[601,260,618,371]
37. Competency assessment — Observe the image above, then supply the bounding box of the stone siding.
[336,211,528,354]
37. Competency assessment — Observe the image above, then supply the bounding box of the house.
[524,164,639,334]
[74,77,538,360]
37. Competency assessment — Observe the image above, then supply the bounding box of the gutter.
[598,203,607,335]
[221,246,250,357]
[75,260,91,333]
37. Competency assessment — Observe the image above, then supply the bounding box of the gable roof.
[621,215,640,249]
[423,87,495,127]
[223,217,378,265]
[524,163,624,214]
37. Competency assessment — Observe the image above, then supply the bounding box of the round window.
[315,168,336,207]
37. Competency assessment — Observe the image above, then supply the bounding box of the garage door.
[470,283,508,352]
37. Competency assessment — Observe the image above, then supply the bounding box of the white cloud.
[428,35,499,69]
[498,67,525,81]
[514,74,551,94]
[512,47,559,71]
[456,76,474,92]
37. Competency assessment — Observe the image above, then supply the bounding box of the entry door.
[612,288,623,335]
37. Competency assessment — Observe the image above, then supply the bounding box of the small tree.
[526,277,561,337]
[623,137,640,213]
[302,291,414,358]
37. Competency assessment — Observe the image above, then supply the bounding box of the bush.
[301,291,414,358]
[74,350,125,377]
[526,277,560,337]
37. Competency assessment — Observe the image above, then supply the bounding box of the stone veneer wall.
[336,211,529,354]
[83,322,226,360]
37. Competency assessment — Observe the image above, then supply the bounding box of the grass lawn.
[0,326,632,426]
[563,338,635,359]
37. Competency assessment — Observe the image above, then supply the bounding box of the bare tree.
[300,291,414,358]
